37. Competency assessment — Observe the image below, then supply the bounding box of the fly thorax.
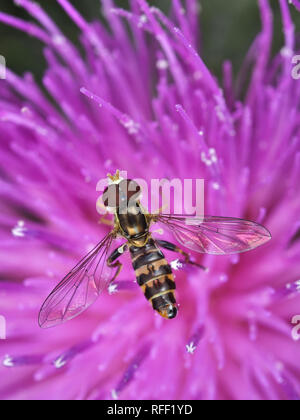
[117,205,148,238]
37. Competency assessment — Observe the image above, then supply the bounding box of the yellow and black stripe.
[130,238,178,319]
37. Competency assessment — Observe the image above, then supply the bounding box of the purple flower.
[0,0,300,400]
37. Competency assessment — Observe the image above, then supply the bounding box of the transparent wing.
[39,233,116,329]
[154,214,271,255]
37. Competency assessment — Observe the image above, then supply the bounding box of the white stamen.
[209,148,218,163]
[52,35,66,45]
[12,220,27,237]
[108,284,118,295]
[171,259,183,271]
[156,59,169,70]
[201,152,213,167]
[54,357,67,369]
[280,46,293,58]
[212,182,220,191]
[138,14,147,28]
[3,355,14,367]
[186,342,197,354]
[122,119,140,135]
[111,389,119,400]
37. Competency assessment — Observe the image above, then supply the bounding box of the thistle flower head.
[0,0,300,400]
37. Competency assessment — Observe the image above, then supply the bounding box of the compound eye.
[102,184,120,208]
[102,180,141,209]
[119,179,141,204]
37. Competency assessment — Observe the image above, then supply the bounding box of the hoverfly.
[39,171,272,328]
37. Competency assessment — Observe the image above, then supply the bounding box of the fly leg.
[155,240,208,271]
[107,243,128,283]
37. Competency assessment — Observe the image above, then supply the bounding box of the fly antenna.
[107,170,121,183]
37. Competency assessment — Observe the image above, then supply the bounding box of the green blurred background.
[0,0,299,81]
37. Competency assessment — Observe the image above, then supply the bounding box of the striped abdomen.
[130,238,178,319]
